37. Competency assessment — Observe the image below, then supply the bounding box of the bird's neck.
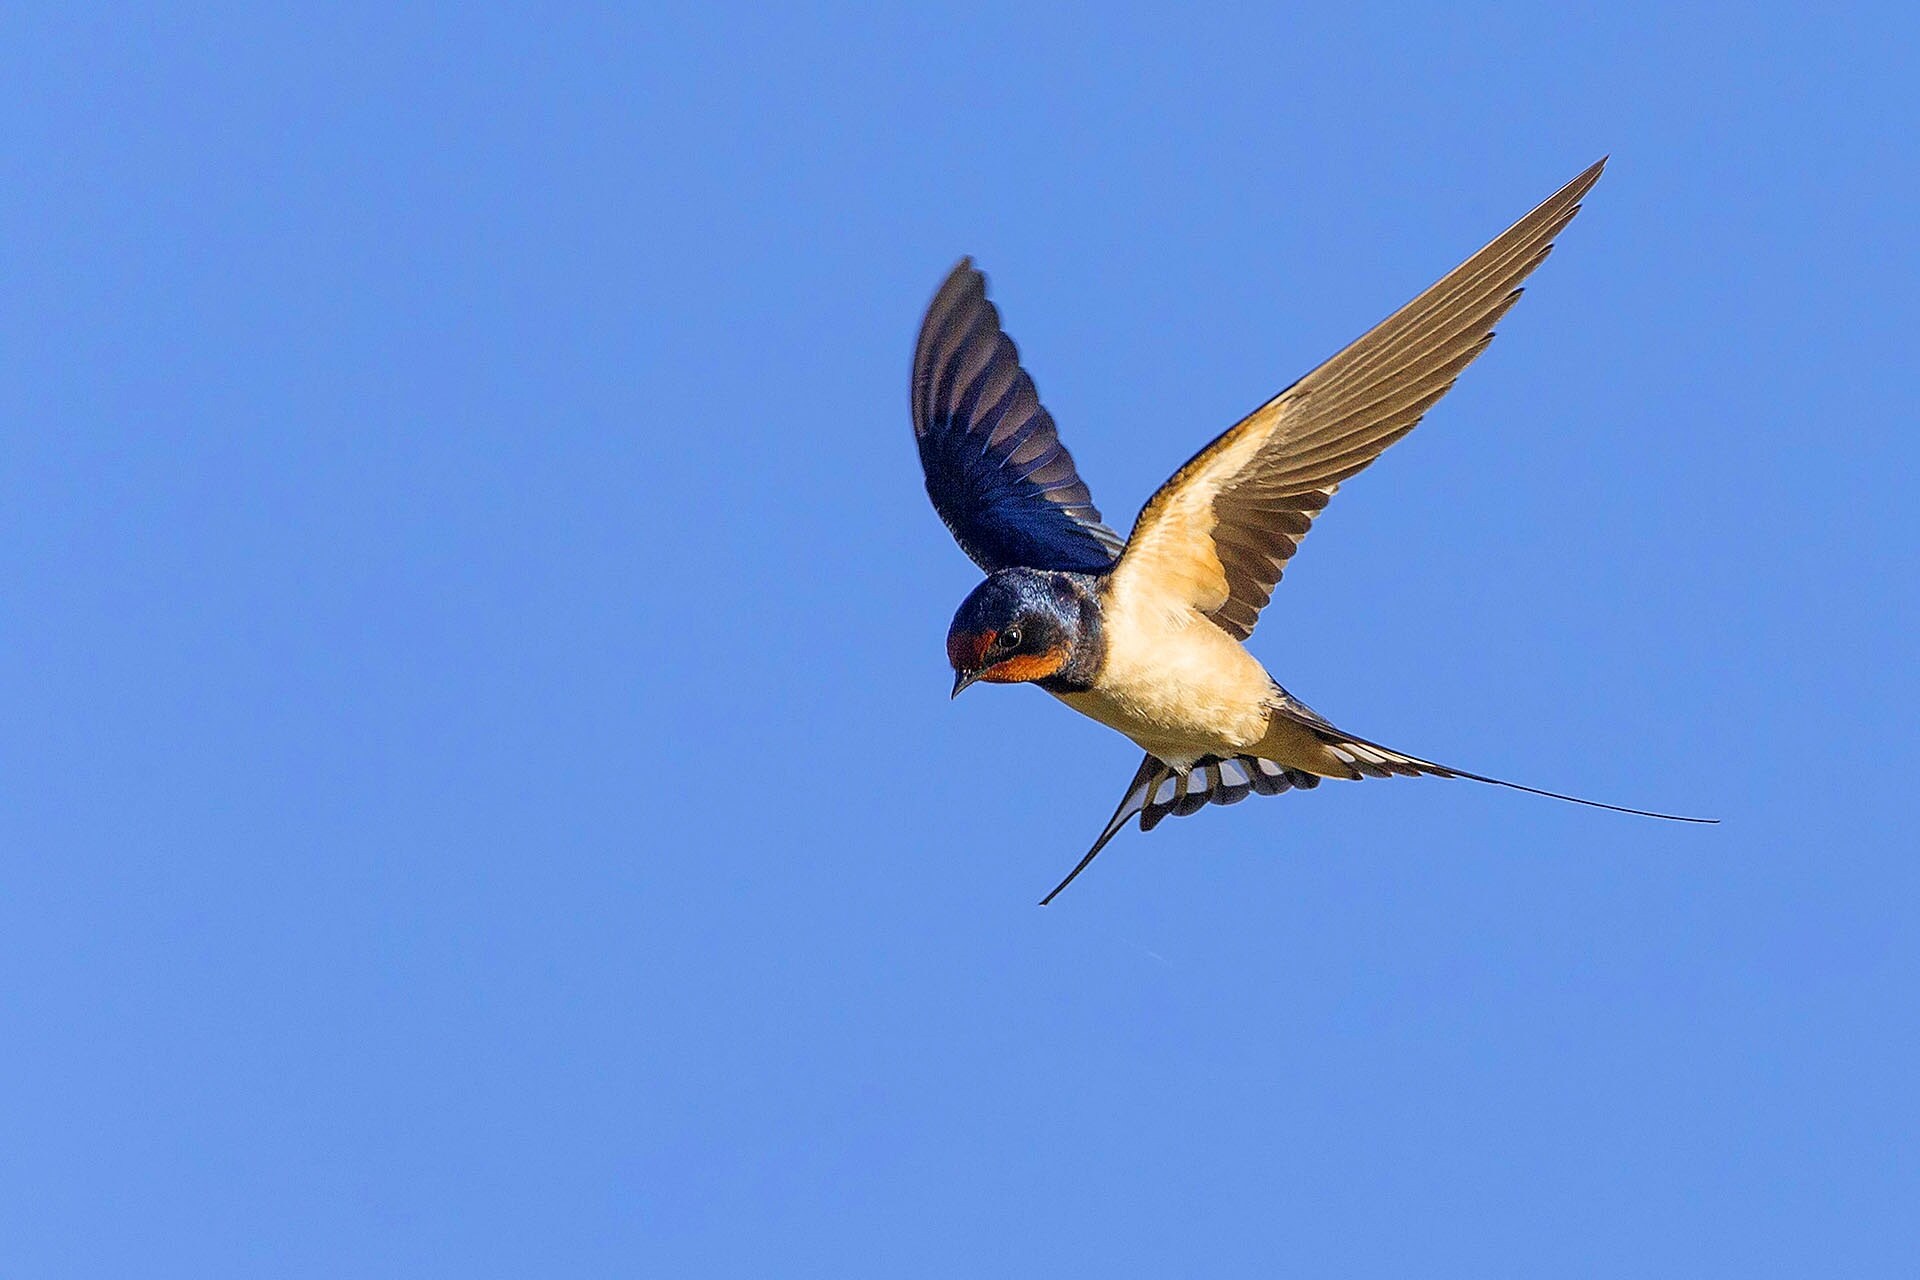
[1036,573,1106,694]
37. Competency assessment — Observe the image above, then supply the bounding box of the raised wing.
[912,259,1126,573]
[1110,159,1607,639]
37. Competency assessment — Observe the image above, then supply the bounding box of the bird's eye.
[1002,627,1022,650]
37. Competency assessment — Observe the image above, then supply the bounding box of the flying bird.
[910,159,1713,904]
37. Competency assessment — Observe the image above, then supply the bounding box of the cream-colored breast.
[1053,585,1275,768]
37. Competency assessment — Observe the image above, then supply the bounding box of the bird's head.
[945,568,1096,697]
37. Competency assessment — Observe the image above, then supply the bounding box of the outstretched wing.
[911,259,1126,573]
[1109,159,1607,639]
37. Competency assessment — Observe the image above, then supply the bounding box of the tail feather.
[1295,719,1719,824]
[1038,752,1320,905]
[1037,718,1716,904]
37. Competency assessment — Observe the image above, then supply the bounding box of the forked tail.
[1038,723,1716,905]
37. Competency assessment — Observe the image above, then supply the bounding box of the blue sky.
[3,5,1915,1275]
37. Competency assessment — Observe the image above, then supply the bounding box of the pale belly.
[1051,610,1278,768]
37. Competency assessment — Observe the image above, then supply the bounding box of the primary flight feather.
[909,159,1714,904]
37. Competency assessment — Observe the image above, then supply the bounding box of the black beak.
[951,668,983,699]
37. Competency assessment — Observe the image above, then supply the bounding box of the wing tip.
[1561,156,1608,207]
[943,256,982,298]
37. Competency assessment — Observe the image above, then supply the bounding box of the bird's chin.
[977,648,1069,688]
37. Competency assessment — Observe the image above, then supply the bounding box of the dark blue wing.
[911,259,1125,573]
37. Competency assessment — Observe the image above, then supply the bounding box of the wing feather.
[1110,160,1607,639]
[911,260,1126,573]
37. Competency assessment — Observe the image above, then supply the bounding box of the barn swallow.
[911,159,1714,904]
